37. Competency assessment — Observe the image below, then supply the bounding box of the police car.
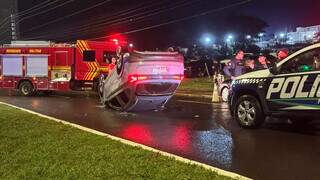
[229,43,320,128]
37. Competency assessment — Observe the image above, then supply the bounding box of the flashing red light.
[0,76,2,80]
[112,39,119,42]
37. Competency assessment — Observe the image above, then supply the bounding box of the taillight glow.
[173,75,184,80]
[0,76,2,80]
[128,75,148,83]
[129,75,138,83]
[128,74,184,83]
[138,76,148,81]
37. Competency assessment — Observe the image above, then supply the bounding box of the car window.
[279,47,320,74]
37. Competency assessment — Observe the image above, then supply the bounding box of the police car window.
[83,50,95,62]
[280,48,320,74]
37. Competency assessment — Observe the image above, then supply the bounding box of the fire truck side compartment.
[0,40,125,93]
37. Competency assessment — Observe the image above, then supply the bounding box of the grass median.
[0,104,231,179]
[178,78,213,93]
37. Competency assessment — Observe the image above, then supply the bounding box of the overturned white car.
[99,51,184,111]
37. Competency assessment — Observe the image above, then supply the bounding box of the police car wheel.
[235,95,265,128]
[221,87,229,102]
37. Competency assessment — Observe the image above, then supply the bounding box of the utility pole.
[10,14,17,41]
[10,0,19,41]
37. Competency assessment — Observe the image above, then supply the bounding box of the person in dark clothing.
[223,50,246,79]
[255,54,270,70]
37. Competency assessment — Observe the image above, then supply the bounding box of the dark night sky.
[15,0,320,49]
[239,0,320,33]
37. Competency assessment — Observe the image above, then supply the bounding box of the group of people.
[223,49,289,80]
[106,46,124,73]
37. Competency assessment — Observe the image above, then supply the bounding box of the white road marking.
[0,101,250,180]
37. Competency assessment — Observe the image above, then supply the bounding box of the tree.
[224,14,268,53]
[225,14,269,39]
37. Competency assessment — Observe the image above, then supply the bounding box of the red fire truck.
[0,40,127,95]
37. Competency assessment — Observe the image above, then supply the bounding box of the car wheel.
[234,95,265,128]
[19,81,34,96]
[98,75,106,101]
[116,57,123,75]
[221,87,229,102]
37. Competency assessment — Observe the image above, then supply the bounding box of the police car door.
[266,47,320,111]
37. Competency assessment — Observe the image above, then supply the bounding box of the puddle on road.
[194,127,233,168]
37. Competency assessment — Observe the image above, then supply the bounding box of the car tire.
[19,81,34,96]
[221,87,229,102]
[234,95,265,128]
[98,74,106,102]
[116,57,124,75]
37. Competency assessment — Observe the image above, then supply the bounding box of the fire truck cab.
[0,40,125,95]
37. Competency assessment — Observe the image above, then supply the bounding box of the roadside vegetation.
[0,104,231,179]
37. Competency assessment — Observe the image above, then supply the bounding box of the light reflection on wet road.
[1,90,320,180]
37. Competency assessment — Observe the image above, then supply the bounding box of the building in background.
[0,0,19,44]
[286,25,320,44]
[255,25,320,49]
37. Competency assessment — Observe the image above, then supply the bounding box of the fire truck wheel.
[19,81,35,96]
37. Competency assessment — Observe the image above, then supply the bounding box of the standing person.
[108,57,117,72]
[277,48,289,61]
[255,54,270,70]
[223,50,246,80]
[313,54,320,70]
[245,59,256,73]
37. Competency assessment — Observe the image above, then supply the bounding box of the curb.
[175,93,212,99]
[0,101,251,180]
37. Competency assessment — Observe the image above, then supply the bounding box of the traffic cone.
[212,75,220,103]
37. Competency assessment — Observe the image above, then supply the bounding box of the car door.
[265,47,320,112]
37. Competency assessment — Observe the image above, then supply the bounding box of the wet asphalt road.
[0,90,320,180]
